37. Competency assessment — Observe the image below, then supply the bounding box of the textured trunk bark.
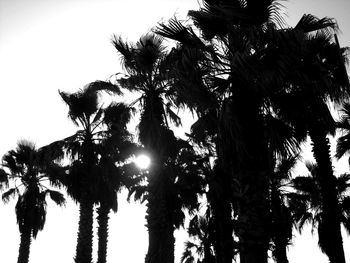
[97,203,110,263]
[211,195,233,263]
[17,227,32,263]
[230,91,271,263]
[145,169,175,263]
[75,192,94,263]
[207,168,234,263]
[309,128,346,263]
[271,186,290,263]
[273,238,289,263]
[141,92,178,263]
[74,137,95,263]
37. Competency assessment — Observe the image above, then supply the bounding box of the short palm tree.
[1,140,65,263]
[43,81,121,263]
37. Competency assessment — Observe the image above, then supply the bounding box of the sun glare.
[134,154,151,169]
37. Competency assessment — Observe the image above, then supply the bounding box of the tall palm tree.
[288,162,350,258]
[273,17,350,263]
[156,1,304,262]
[112,33,185,263]
[1,140,65,263]
[42,81,121,263]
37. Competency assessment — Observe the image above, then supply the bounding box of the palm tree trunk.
[207,169,234,263]
[17,227,32,263]
[229,92,271,263]
[271,189,290,263]
[75,191,94,263]
[309,128,346,263]
[211,196,233,263]
[97,203,110,263]
[145,170,175,263]
[273,238,289,263]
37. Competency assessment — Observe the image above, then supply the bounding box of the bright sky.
[0,0,349,262]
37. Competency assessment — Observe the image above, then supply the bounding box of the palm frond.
[84,80,122,95]
[340,196,350,234]
[59,88,99,125]
[91,105,105,130]
[157,18,206,50]
[296,211,313,233]
[127,184,148,203]
[336,103,350,159]
[292,176,319,195]
[274,155,299,180]
[118,75,147,92]
[0,168,9,190]
[2,188,18,203]
[111,34,137,73]
[295,14,338,35]
[181,244,195,263]
[110,197,118,213]
[46,190,66,206]
[265,115,301,158]
[337,173,350,194]
[165,103,182,127]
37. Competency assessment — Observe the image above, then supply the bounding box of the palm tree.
[112,33,186,263]
[273,17,350,263]
[125,137,207,263]
[288,162,350,258]
[156,1,302,262]
[42,81,121,263]
[1,140,65,263]
[95,102,138,263]
[157,4,349,263]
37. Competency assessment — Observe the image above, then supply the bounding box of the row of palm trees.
[1,0,350,263]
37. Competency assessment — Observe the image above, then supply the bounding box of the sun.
[134,154,151,169]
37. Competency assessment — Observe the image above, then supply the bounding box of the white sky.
[0,0,349,262]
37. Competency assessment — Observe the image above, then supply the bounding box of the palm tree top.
[1,140,66,238]
[112,33,166,77]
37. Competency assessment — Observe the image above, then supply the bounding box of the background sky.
[0,0,349,262]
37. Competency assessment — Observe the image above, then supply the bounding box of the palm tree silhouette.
[273,16,350,263]
[156,1,301,262]
[95,102,138,263]
[1,141,65,263]
[43,81,121,263]
[112,33,185,263]
[126,137,207,263]
[158,3,349,262]
[288,162,350,259]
